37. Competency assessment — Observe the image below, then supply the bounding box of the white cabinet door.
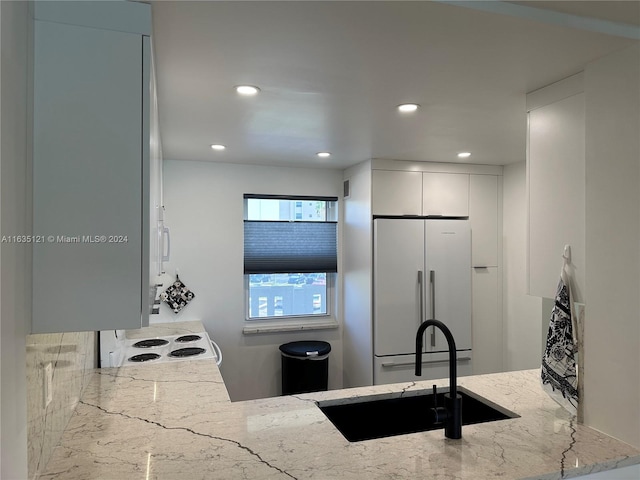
[469,175,498,267]
[471,267,502,374]
[374,219,472,356]
[373,219,424,356]
[32,19,149,333]
[528,93,585,300]
[422,173,469,217]
[425,220,472,352]
[372,170,422,216]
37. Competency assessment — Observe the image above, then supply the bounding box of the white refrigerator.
[373,218,472,385]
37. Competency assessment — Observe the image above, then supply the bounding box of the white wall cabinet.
[371,170,422,215]
[32,3,152,333]
[372,169,470,217]
[469,175,499,267]
[528,77,585,302]
[149,52,169,283]
[422,173,469,217]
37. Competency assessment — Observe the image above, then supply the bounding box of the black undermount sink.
[317,386,519,442]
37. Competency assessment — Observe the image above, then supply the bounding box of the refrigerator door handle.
[418,270,424,326]
[429,270,436,347]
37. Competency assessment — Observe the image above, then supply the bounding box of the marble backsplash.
[26,331,97,479]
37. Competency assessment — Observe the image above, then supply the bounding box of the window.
[244,195,337,320]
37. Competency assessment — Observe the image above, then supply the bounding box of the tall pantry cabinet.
[468,174,502,375]
[32,2,155,333]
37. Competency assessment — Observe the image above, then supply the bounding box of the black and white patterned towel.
[161,275,195,314]
[541,262,578,415]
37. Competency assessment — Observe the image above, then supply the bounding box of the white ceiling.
[151,1,639,169]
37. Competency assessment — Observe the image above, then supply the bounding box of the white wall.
[1,1,32,477]
[583,44,640,448]
[155,160,344,401]
[502,161,543,371]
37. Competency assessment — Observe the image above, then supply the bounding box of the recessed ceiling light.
[397,103,419,113]
[457,152,471,158]
[235,85,260,96]
[316,152,331,158]
[210,144,226,151]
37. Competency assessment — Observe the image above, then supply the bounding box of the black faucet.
[415,319,462,439]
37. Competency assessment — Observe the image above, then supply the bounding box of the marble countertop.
[39,323,640,480]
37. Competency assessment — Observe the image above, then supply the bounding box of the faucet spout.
[415,319,462,439]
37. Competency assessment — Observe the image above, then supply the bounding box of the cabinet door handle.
[162,226,171,262]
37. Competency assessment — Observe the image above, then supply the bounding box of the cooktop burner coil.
[128,353,162,362]
[133,339,170,349]
[168,347,206,358]
[175,334,202,343]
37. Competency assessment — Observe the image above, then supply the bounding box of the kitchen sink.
[317,386,518,442]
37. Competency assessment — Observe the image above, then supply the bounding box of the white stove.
[101,331,222,368]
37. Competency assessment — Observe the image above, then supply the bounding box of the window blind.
[244,220,338,274]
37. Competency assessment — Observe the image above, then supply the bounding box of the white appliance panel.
[374,351,473,385]
[99,330,126,368]
[373,219,425,356]
[373,218,472,386]
[425,220,472,352]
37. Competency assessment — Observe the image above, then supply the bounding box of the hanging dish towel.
[160,274,195,314]
[541,249,579,415]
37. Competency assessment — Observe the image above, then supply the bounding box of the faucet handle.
[431,384,448,425]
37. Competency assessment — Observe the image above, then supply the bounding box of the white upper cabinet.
[422,173,470,217]
[32,2,152,333]
[372,169,470,217]
[469,175,499,267]
[149,52,168,281]
[372,170,422,215]
[527,74,585,301]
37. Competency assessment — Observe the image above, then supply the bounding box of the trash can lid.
[279,341,331,358]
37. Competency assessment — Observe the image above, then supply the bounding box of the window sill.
[243,318,339,335]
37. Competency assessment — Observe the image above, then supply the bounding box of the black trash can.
[279,341,331,395]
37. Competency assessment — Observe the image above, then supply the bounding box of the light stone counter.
[39,323,639,480]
